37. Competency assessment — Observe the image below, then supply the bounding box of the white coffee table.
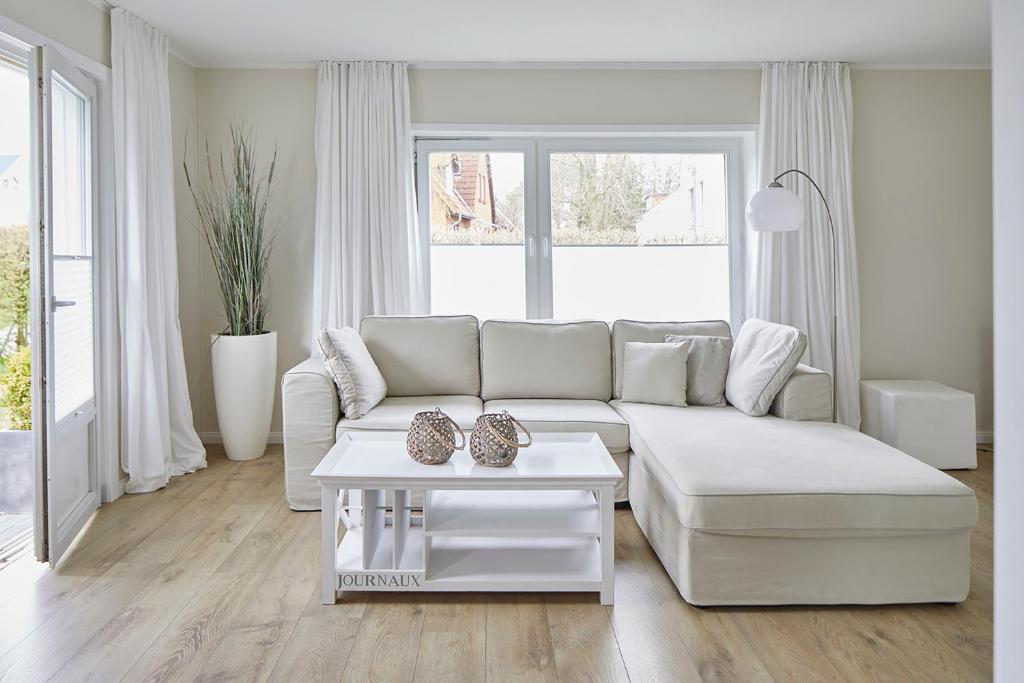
[311,431,622,605]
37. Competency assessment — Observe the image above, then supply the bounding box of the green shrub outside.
[0,344,31,430]
[0,225,31,430]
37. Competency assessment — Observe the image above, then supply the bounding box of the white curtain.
[310,61,425,340]
[111,9,206,493]
[750,62,861,428]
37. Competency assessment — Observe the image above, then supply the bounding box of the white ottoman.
[860,380,977,470]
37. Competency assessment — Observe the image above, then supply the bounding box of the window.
[415,134,748,325]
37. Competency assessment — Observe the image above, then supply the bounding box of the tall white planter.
[211,331,277,461]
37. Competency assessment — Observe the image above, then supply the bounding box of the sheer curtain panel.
[749,62,861,428]
[310,61,425,341]
[111,9,206,493]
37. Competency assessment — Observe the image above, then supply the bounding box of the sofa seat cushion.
[483,399,630,454]
[611,401,977,533]
[336,396,482,437]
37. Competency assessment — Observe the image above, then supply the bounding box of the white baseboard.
[200,431,283,446]
[977,431,993,445]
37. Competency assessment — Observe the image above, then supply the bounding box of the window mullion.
[535,141,553,319]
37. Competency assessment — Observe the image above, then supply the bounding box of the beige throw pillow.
[316,327,388,419]
[725,319,807,416]
[664,334,732,407]
[620,340,690,407]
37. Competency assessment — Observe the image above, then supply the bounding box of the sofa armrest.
[770,363,833,422]
[281,356,340,509]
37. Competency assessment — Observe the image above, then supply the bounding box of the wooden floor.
[0,513,32,569]
[0,445,993,682]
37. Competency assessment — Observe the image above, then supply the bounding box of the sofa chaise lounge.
[282,315,977,605]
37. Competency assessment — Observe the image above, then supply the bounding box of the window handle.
[527,235,536,258]
[51,298,76,311]
[541,236,550,258]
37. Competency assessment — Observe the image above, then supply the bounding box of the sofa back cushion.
[611,320,731,399]
[360,315,480,396]
[481,320,611,400]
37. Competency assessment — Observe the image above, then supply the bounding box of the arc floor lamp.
[745,169,838,423]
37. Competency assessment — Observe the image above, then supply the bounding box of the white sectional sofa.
[282,315,978,605]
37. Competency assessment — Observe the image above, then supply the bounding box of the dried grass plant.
[184,125,277,336]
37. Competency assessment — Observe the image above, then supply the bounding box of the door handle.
[51,298,76,310]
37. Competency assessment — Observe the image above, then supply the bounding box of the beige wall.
[0,0,110,66]
[852,70,992,433]
[188,69,317,436]
[168,55,204,433]
[0,0,994,437]
[172,66,994,436]
[410,68,761,124]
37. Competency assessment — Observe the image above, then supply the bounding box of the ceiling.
[112,0,991,68]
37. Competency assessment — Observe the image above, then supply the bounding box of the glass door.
[31,45,99,565]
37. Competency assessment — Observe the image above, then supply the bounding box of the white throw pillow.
[725,319,807,417]
[620,340,690,407]
[316,327,387,419]
[664,334,732,407]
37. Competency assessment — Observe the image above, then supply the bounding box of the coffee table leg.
[321,485,338,605]
[600,484,614,605]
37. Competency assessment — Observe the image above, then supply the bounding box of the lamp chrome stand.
[769,169,839,424]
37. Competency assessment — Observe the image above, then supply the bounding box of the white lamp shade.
[746,185,805,232]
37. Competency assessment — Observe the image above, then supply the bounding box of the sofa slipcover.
[628,455,972,605]
[283,315,975,609]
[481,320,612,401]
[282,356,340,510]
[483,398,630,500]
[360,315,481,397]
[770,363,833,422]
[611,320,731,399]
[336,396,482,437]
[482,399,629,453]
[612,402,977,532]
[615,401,977,605]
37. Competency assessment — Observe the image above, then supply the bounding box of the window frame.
[414,128,753,328]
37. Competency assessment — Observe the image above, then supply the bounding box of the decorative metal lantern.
[406,408,465,464]
[469,411,533,467]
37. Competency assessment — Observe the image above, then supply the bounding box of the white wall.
[992,0,1023,678]
[173,67,994,440]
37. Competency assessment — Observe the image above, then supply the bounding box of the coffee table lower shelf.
[336,527,603,593]
[323,487,615,604]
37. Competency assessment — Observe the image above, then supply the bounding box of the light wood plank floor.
[0,445,992,682]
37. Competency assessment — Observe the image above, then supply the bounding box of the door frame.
[0,14,117,564]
